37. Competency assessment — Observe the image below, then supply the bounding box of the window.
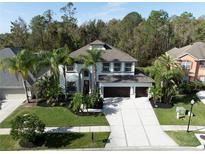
[200,61,205,68]
[125,63,132,72]
[114,62,121,72]
[181,61,192,69]
[66,82,76,93]
[66,65,74,72]
[102,63,110,72]
[200,76,205,82]
[83,70,89,77]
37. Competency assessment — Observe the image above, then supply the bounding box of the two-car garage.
[103,87,130,97]
[103,86,149,98]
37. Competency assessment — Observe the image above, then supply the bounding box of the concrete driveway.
[196,91,205,105]
[103,97,177,148]
[0,99,25,123]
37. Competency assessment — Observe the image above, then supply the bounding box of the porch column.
[130,86,136,98]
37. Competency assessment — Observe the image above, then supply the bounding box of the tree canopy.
[1,3,205,66]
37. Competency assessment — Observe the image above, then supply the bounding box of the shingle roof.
[0,48,25,88]
[0,48,48,89]
[98,73,154,83]
[70,40,137,62]
[167,42,205,60]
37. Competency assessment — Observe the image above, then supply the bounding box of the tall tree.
[10,17,28,48]
[29,15,46,50]
[56,47,74,93]
[80,48,102,92]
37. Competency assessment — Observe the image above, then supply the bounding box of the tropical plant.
[0,50,37,103]
[33,75,62,105]
[10,113,45,147]
[79,48,102,92]
[69,92,83,113]
[145,54,184,104]
[56,47,74,93]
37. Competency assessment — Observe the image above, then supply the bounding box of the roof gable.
[167,42,205,60]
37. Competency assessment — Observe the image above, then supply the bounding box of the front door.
[83,80,89,95]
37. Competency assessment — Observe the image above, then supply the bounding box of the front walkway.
[162,125,205,131]
[0,126,110,135]
[0,99,25,123]
[103,97,177,148]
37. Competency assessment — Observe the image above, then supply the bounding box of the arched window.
[84,70,89,77]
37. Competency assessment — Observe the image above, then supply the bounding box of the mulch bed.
[150,99,173,109]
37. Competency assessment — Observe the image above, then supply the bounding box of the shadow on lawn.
[43,133,84,148]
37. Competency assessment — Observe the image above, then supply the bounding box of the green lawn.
[0,132,110,150]
[0,105,109,128]
[166,131,203,147]
[154,95,205,125]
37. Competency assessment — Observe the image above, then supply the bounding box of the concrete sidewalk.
[162,125,205,131]
[0,126,111,135]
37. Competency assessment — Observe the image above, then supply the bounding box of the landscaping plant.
[10,113,45,147]
[69,92,83,113]
[145,54,184,104]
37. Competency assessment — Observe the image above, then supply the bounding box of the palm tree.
[80,48,102,92]
[56,47,74,93]
[38,50,60,81]
[0,50,35,103]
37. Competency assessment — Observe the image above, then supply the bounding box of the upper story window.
[200,61,205,68]
[181,61,192,69]
[83,70,89,77]
[114,62,121,72]
[125,63,132,72]
[66,65,74,72]
[102,63,110,72]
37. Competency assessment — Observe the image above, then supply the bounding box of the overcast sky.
[1,2,205,33]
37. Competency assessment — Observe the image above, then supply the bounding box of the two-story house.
[59,40,153,98]
[167,42,205,82]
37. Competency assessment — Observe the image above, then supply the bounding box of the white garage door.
[0,89,26,100]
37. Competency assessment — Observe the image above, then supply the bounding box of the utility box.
[176,107,186,119]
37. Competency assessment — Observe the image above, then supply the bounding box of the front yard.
[0,132,109,150]
[0,104,109,128]
[166,131,204,147]
[154,94,205,125]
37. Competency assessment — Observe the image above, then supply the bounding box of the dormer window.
[89,44,105,50]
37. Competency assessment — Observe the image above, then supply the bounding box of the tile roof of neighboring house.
[0,48,49,89]
[167,42,205,60]
[70,40,137,62]
[98,73,154,83]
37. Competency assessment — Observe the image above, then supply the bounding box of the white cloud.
[80,2,127,23]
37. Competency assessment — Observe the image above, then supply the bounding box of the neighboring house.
[0,48,48,100]
[59,40,153,98]
[167,42,205,82]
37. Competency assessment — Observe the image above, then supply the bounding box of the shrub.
[69,92,83,113]
[179,80,205,94]
[85,90,103,109]
[10,113,45,147]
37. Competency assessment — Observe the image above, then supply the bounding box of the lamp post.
[187,99,195,132]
